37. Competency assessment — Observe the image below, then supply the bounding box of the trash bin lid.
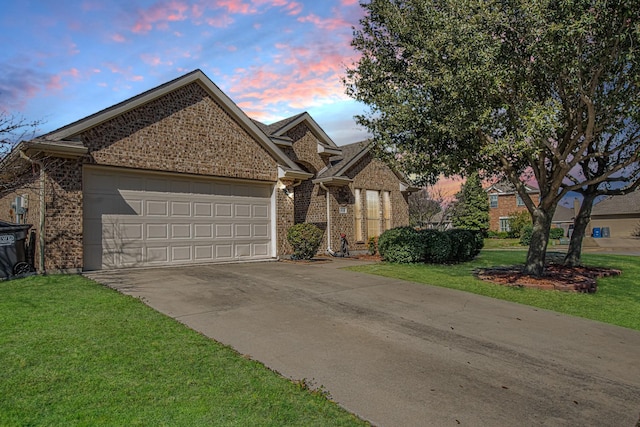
[0,220,33,233]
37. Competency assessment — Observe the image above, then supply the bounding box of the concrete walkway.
[87,259,640,426]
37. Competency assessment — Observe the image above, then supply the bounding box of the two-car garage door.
[83,167,274,270]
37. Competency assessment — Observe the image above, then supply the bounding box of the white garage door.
[83,167,273,270]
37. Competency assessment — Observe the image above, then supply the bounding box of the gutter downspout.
[19,151,45,273]
[319,182,334,255]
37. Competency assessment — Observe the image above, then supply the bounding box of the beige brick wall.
[283,124,410,254]
[0,157,83,272]
[80,82,278,181]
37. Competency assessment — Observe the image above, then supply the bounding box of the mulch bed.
[475,263,621,293]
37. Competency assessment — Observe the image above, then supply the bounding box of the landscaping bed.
[474,263,621,293]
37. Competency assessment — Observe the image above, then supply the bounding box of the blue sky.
[1,0,371,145]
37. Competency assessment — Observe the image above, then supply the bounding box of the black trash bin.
[0,220,35,279]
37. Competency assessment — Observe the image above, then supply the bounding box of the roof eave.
[278,166,313,181]
[312,176,353,187]
[318,143,342,157]
[22,140,88,158]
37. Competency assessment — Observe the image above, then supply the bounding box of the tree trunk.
[564,193,596,267]
[524,208,554,277]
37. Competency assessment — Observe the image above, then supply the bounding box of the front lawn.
[347,251,640,331]
[0,275,367,426]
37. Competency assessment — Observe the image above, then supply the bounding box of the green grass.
[482,238,523,249]
[347,251,640,331]
[0,275,367,427]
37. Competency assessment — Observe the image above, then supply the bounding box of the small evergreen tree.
[450,173,489,231]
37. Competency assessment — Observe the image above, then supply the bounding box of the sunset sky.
[1,0,373,145]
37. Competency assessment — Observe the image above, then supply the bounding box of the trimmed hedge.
[378,226,423,263]
[287,223,323,260]
[378,227,483,264]
[420,229,452,263]
[445,229,475,262]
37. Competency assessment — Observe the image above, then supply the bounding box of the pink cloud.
[140,53,174,67]
[111,33,127,43]
[131,0,189,33]
[46,75,64,91]
[104,63,144,82]
[215,0,254,14]
[297,13,349,31]
[205,14,234,27]
[340,0,359,5]
[284,2,302,15]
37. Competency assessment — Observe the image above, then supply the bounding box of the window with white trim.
[354,189,363,241]
[366,190,381,238]
[383,191,392,231]
[490,194,498,208]
[499,217,510,232]
[516,194,525,207]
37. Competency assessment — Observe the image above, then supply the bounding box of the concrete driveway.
[87,258,640,426]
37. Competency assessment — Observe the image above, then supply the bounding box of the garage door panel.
[171,202,191,216]
[147,200,168,216]
[171,224,191,239]
[171,246,192,262]
[254,205,269,218]
[215,224,233,238]
[120,223,143,240]
[235,204,251,217]
[254,224,269,238]
[147,247,169,263]
[195,245,213,260]
[194,203,213,217]
[147,223,168,239]
[194,224,212,238]
[215,203,232,217]
[216,244,233,259]
[84,168,273,270]
[236,244,251,257]
[254,243,269,256]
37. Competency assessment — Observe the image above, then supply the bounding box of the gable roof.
[485,180,539,195]
[592,190,640,216]
[264,112,339,150]
[34,69,306,175]
[316,140,369,180]
[313,140,417,191]
[552,204,575,223]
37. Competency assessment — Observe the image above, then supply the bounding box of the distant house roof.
[485,180,539,195]
[592,191,640,216]
[552,205,574,223]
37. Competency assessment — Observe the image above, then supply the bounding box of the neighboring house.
[0,70,414,272]
[589,191,640,238]
[485,181,540,232]
[551,204,575,238]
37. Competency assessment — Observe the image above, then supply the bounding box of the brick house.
[485,181,540,232]
[0,70,414,272]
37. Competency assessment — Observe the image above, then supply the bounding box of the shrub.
[378,227,423,263]
[287,223,323,260]
[420,229,452,264]
[519,224,533,246]
[507,211,531,238]
[367,236,378,255]
[470,230,485,256]
[549,227,565,239]
[446,229,478,262]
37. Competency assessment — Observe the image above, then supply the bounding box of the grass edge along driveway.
[347,250,640,331]
[0,274,368,427]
